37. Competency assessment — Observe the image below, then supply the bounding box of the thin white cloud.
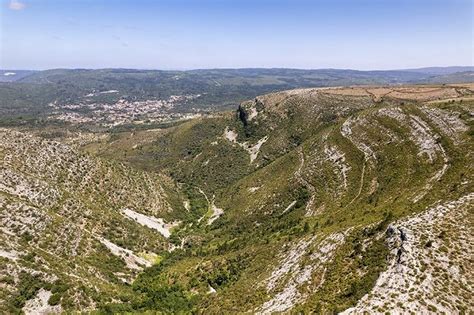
[9,0,26,10]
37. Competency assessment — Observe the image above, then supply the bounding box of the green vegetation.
[1,84,472,313]
[7,272,47,313]
[2,68,471,127]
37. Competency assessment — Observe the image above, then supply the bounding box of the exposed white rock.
[224,127,238,142]
[22,288,62,315]
[259,232,346,313]
[378,108,443,163]
[341,117,376,161]
[342,193,474,314]
[99,237,151,270]
[324,145,351,189]
[421,107,468,144]
[378,108,451,202]
[0,168,60,208]
[120,208,179,238]
[197,188,224,225]
[247,106,258,121]
[99,90,119,94]
[340,118,374,207]
[413,144,449,203]
[183,200,190,211]
[247,136,268,163]
[248,186,261,192]
[265,236,317,292]
[208,285,217,294]
[207,201,224,225]
[377,106,405,121]
[282,201,296,214]
[0,249,20,260]
[168,237,187,252]
[409,114,440,162]
[1,201,51,237]
[223,127,268,163]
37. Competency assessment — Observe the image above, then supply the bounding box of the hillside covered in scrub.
[1,83,473,314]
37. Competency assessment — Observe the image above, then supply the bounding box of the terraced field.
[1,83,473,313]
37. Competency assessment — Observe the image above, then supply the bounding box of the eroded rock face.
[342,193,474,314]
[258,232,347,314]
[237,97,267,126]
[223,127,268,163]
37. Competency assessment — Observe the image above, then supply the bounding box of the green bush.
[48,293,62,306]
[8,272,46,311]
[51,280,70,294]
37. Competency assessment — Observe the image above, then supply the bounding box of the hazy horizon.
[2,65,474,72]
[1,0,473,70]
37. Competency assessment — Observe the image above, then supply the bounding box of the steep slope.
[1,83,473,314]
[88,84,473,313]
[203,88,473,313]
[343,193,473,314]
[0,129,185,313]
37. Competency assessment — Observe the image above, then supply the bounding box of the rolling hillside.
[1,83,473,313]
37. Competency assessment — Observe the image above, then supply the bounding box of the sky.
[0,0,472,70]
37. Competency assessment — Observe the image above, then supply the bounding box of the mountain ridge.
[1,83,473,314]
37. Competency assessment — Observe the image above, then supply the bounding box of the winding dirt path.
[346,161,366,207]
[339,118,374,207]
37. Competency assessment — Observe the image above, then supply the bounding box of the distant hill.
[425,71,474,83]
[15,67,474,87]
[1,67,473,126]
[402,66,474,75]
[0,70,37,82]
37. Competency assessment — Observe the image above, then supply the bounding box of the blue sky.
[0,0,472,70]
